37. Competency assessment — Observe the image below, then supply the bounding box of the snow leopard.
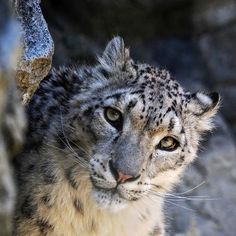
[14,37,219,236]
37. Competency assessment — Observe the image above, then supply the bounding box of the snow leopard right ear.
[98,36,130,73]
[188,92,220,132]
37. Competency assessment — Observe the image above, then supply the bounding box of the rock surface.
[14,0,54,103]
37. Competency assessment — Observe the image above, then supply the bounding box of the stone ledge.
[13,0,54,103]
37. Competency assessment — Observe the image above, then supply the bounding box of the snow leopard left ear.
[188,92,220,132]
[98,36,130,73]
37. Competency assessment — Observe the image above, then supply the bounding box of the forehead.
[133,65,183,100]
[104,65,186,132]
[133,65,185,129]
[127,64,185,112]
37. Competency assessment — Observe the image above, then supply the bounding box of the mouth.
[89,159,146,209]
[91,185,128,212]
[92,184,123,200]
[92,182,141,203]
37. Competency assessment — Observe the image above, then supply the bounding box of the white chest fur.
[41,180,164,236]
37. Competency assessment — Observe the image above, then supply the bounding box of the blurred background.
[0,0,236,235]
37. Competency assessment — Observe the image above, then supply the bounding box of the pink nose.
[109,160,140,184]
[117,171,133,184]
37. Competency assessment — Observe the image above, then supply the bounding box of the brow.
[104,92,124,101]
[147,126,166,138]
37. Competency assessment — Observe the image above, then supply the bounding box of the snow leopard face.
[29,37,219,212]
[63,37,219,211]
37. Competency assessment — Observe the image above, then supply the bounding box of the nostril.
[123,174,141,184]
[109,160,141,184]
[116,171,134,184]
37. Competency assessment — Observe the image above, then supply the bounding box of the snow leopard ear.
[188,92,220,132]
[98,36,130,73]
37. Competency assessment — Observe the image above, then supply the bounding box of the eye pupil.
[104,107,123,130]
[162,137,173,147]
[107,109,120,121]
[157,136,179,151]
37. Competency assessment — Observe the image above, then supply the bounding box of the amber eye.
[104,107,123,130]
[157,136,179,151]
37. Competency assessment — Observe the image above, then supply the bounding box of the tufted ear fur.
[188,92,220,132]
[98,36,130,73]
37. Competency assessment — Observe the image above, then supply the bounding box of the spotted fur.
[14,37,219,236]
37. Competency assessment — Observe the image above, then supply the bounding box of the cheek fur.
[90,110,118,138]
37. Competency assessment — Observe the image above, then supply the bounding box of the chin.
[91,187,128,212]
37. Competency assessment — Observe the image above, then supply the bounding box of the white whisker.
[173,181,206,195]
[148,194,195,212]
[53,107,91,169]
